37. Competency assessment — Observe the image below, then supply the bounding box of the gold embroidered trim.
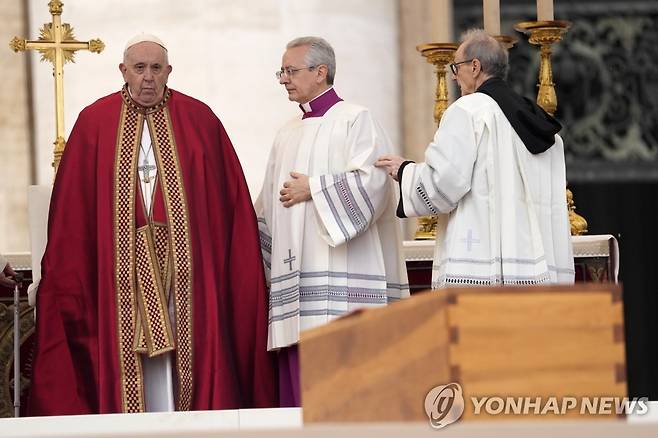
[148,107,194,411]
[153,224,172,295]
[120,84,171,115]
[133,224,171,354]
[135,226,175,357]
[114,103,145,413]
[133,314,148,354]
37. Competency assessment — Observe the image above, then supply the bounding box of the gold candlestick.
[514,20,570,115]
[417,43,458,125]
[493,35,518,50]
[515,20,587,235]
[567,188,588,236]
[413,43,458,240]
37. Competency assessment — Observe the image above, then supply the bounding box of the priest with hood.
[28,34,277,415]
[376,29,574,288]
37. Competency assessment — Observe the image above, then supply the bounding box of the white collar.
[300,86,334,113]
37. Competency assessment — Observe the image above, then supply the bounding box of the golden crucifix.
[9,0,104,175]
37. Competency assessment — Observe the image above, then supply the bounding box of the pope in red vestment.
[28,36,277,415]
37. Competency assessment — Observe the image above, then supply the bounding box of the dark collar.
[476,77,561,154]
[299,87,343,119]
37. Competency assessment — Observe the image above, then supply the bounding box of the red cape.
[29,89,277,415]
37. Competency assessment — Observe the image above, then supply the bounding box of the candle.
[483,0,500,36]
[537,0,554,21]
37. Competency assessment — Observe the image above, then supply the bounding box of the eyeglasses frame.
[275,65,317,80]
[449,59,475,75]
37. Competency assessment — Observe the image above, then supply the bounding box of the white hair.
[460,29,508,79]
[286,36,336,85]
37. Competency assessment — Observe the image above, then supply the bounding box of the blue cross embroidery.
[284,249,296,271]
[460,229,480,252]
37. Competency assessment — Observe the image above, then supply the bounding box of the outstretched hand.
[375,155,406,181]
[279,172,311,208]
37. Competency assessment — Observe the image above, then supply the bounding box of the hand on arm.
[279,172,311,208]
[375,154,407,181]
[0,262,17,288]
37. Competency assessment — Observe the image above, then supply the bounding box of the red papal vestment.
[28,87,277,415]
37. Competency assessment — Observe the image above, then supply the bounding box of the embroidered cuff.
[396,160,414,218]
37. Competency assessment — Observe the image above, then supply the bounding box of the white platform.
[1,408,302,438]
[2,412,658,438]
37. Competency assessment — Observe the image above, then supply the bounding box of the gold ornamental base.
[414,216,438,240]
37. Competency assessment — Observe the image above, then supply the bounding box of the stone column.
[0,0,32,254]
[399,0,454,239]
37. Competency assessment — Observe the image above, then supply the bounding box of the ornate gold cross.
[9,0,104,176]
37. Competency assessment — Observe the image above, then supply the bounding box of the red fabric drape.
[28,90,277,415]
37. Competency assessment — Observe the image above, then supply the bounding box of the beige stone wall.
[2,1,453,253]
[400,0,452,162]
[28,0,401,196]
[398,0,455,239]
[0,0,31,254]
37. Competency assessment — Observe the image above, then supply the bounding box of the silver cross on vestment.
[138,158,156,184]
[460,229,481,252]
[284,249,296,271]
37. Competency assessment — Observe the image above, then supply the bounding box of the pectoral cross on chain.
[284,249,296,271]
[138,159,157,184]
